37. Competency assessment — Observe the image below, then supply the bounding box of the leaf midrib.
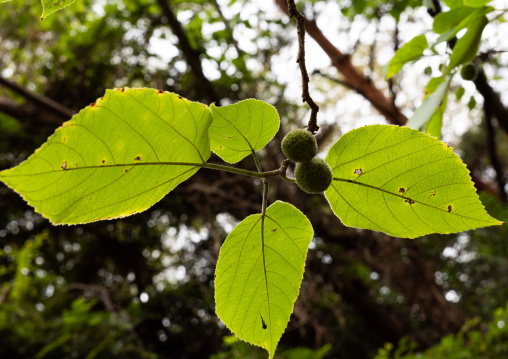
[332,177,494,223]
[0,161,205,178]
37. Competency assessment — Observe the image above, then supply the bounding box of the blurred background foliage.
[0,0,507,358]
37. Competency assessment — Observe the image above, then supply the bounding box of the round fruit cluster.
[281,129,333,194]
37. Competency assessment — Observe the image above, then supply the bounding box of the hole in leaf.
[261,315,267,330]
[354,168,363,176]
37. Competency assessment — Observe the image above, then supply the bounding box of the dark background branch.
[157,0,220,105]
[0,75,74,120]
[484,103,507,203]
[275,0,408,126]
[287,0,320,134]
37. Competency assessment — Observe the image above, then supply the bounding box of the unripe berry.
[281,129,317,163]
[295,158,333,194]
[460,63,477,81]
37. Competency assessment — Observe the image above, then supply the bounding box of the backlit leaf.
[445,15,488,74]
[443,0,463,8]
[209,99,279,164]
[325,125,503,238]
[433,7,475,34]
[432,7,493,48]
[41,0,77,20]
[0,88,212,224]
[386,34,428,79]
[407,75,452,135]
[215,201,313,358]
[464,0,491,7]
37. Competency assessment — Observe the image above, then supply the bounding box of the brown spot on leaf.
[157,90,163,94]
[134,156,141,161]
[178,95,183,99]
[404,199,415,205]
[272,229,277,232]
[61,161,67,170]
[354,168,363,176]
[399,187,405,193]
[261,315,267,330]
[447,205,452,213]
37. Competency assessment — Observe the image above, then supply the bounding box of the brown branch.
[388,20,400,106]
[0,76,74,119]
[0,96,65,126]
[286,0,320,134]
[276,0,407,126]
[156,0,220,105]
[474,70,508,135]
[312,69,354,90]
[484,103,507,203]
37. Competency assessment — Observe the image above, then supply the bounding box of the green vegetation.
[281,129,318,163]
[295,158,333,194]
[460,63,478,81]
[0,0,507,358]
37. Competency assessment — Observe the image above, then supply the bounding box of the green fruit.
[295,158,333,194]
[281,129,317,163]
[460,63,477,81]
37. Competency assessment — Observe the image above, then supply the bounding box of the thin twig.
[388,20,399,106]
[211,0,244,60]
[0,75,74,119]
[286,0,320,134]
[157,0,220,105]
[368,20,379,78]
[275,0,407,126]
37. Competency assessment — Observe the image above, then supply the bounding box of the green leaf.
[432,7,493,48]
[0,0,12,3]
[468,96,477,110]
[463,0,491,7]
[0,88,212,224]
[325,125,503,238]
[456,87,466,101]
[445,15,488,74]
[209,99,279,164]
[406,75,452,133]
[433,7,476,34]
[215,201,313,358]
[443,0,464,8]
[41,0,77,20]
[424,90,448,139]
[386,34,428,79]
